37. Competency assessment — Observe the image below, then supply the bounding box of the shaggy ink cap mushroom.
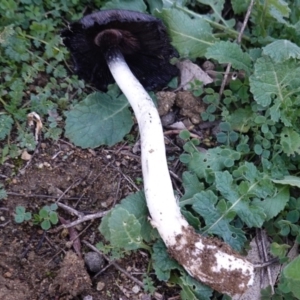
[61,9,179,91]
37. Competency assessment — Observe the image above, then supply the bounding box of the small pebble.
[84,252,104,273]
[96,281,105,291]
[132,285,140,294]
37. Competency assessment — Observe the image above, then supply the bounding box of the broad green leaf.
[108,207,143,250]
[206,41,252,74]
[65,91,133,148]
[196,0,235,28]
[263,40,300,62]
[267,0,290,24]
[231,0,250,14]
[101,0,147,12]
[283,256,300,298]
[192,190,246,251]
[155,8,216,58]
[117,191,159,242]
[184,147,240,182]
[255,186,289,221]
[249,57,300,108]
[215,171,266,227]
[100,191,158,243]
[180,274,212,300]
[152,239,180,281]
[225,107,254,133]
[280,128,300,156]
[180,171,205,204]
[272,176,300,187]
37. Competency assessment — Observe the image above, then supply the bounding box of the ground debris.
[49,251,91,298]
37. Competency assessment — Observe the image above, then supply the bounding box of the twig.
[6,191,88,201]
[53,210,109,231]
[57,202,84,218]
[218,0,255,99]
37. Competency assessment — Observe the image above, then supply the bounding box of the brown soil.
[0,139,179,300]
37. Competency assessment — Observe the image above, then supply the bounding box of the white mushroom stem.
[106,50,254,296]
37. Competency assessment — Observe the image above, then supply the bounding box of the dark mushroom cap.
[61,9,179,91]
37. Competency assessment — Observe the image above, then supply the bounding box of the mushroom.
[61,9,254,296]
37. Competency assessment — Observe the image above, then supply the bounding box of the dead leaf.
[27,112,43,141]
[21,150,32,161]
[176,60,213,90]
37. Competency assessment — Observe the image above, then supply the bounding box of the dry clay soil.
[0,140,180,300]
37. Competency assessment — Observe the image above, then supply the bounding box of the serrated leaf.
[180,171,205,204]
[249,57,300,108]
[65,91,133,148]
[192,190,246,251]
[155,8,216,58]
[254,186,289,221]
[108,207,143,251]
[152,239,180,281]
[280,128,300,156]
[0,115,14,140]
[263,40,300,62]
[215,171,266,227]
[206,41,252,74]
[0,188,7,200]
[185,147,240,182]
[196,0,235,28]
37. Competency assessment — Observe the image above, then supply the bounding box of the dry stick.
[260,230,274,294]
[58,210,109,229]
[6,191,88,201]
[218,0,255,99]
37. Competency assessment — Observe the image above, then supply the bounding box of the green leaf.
[262,40,300,62]
[39,208,48,219]
[155,8,216,58]
[282,256,300,298]
[152,239,180,281]
[272,176,300,187]
[255,186,289,221]
[196,0,235,28]
[65,91,133,148]
[180,171,205,204]
[249,57,300,108]
[215,171,266,227]
[41,219,51,230]
[49,211,58,224]
[0,115,14,140]
[101,0,147,12]
[280,128,300,156]
[184,147,240,182]
[206,41,252,74]
[192,190,246,251]
[180,274,212,300]
[108,207,143,250]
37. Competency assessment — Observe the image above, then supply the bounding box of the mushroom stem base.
[106,50,254,296]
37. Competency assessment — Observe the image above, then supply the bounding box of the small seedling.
[14,206,32,223]
[33,203,59,230]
